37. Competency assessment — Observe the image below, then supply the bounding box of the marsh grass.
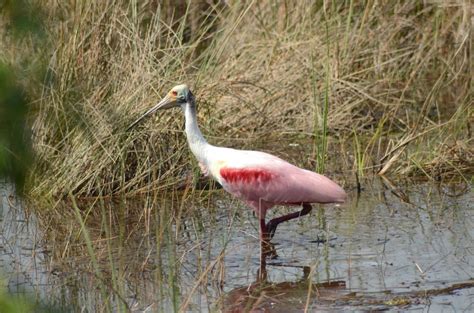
[1,1,464,200]
[39,187,241,311]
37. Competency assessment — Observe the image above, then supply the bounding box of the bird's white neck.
[182,102,210,165]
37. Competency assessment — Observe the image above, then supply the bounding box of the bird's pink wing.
[218,150,346,206]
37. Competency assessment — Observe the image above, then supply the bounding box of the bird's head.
[128,84,194,130]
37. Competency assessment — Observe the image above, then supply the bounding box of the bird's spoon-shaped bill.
[127,94,175,131]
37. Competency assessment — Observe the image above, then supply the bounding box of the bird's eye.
[171,91,178,96]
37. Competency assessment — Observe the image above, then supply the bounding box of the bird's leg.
[259,219,278,259]
[260,218,271,242]
[265,203,313,239]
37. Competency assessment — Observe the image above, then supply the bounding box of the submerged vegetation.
[1,0,470,199]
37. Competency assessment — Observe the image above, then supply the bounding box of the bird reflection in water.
[222,244,346,313]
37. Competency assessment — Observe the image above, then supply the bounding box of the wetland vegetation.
[0,0,472,312]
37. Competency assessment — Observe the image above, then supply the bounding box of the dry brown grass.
[2,0,469,199]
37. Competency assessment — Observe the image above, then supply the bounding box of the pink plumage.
[217,150,346,220]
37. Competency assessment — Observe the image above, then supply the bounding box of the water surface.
[0,180,472,312]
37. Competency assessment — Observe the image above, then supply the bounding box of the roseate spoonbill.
[128,84,346,241]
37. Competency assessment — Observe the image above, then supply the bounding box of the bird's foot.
[261,240,278,259]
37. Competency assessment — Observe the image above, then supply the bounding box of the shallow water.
[0,179,473,312]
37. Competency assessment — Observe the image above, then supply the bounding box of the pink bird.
[129,84,347,242]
